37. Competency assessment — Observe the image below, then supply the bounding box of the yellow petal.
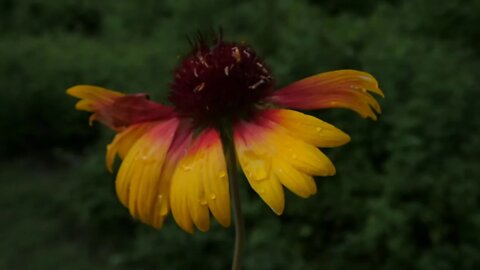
[171,154,210,232]
[170,129,230,232]
[169,162,195,232]
[235,126,285,215]
[266,128,336,177]
[201,133,230,227]
[267,109,351,147]
[273,158,317,198]
[235,119,335,213]
[185,154,211,232]
[115,118,178,225]
[74,99,95,111]
[67,85,124,112]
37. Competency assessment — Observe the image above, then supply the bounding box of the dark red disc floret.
[169,38,274,127]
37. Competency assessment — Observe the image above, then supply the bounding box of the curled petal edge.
[269,69,384,120]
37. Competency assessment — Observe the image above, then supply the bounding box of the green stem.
[222,127,245,270]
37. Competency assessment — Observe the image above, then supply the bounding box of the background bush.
[1,0,479,269]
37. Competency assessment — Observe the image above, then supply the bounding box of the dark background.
[1,0,480,269]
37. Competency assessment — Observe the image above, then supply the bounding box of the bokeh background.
[1,0,480,269]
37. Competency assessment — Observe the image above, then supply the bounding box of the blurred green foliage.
[1,0,480,269]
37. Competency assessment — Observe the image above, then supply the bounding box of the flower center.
[169,39,274,127]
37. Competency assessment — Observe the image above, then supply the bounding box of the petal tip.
[273,207,284,216]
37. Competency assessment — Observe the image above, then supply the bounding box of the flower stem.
[222,127,245,270]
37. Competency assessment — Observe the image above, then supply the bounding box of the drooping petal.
[106,122,157,172]
[67,85,174,130]
[234,117,335,214]
[150,122,193,229]
[200,131,231,228]
[115,118,179,225]
[262,109,351,147]
[269,70,384,120]
[170,128,230,233]
[105,120,193,229]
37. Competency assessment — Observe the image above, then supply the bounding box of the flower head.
[170,36,274,126]
[67,35,383,233]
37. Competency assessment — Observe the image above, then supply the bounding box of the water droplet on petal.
[200,200,208,206]
[210,193,216,200]
[182,164,193,171]
[316,127,323,132]
[243,150,271,181]
[259,189,265,194]
[219,170,226,178]
[252,168,268,181]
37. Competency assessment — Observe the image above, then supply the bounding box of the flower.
[67,35,383,233]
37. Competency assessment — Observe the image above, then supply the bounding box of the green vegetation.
[1,0,479,269]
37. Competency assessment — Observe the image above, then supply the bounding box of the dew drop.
[252,168,268,181]
[182,164,193,171]
[210,193,217,200]
[200,200,208,206]
[259,189,265,194]
[316,127,323,132]
[243,151,271,181]
[219,170,226,178]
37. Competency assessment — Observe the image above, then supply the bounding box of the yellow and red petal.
[234,117,335,214]
[262,109,351,147]
[106,122,158,172]
[115,118,179,226]
[150,122,193,229]
[67,85,174,130]
[269,70,384,120]
[170,128,230,233]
